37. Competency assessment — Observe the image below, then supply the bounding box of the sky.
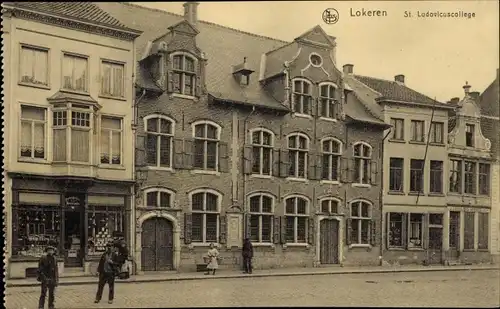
[135,1,499,103]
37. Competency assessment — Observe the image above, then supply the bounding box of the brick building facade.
[99,2,389,272]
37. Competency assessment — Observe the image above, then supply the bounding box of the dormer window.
[172,54,196,96]
[465,124,474,147]
[232,57,254,86]
[292,79,312,115]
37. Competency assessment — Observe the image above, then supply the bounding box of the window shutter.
[308,217,314,245]
[166,58,174,93]
[308,97,314,116]
[349,158,356,183]
[273,216,281,244]
[195,75,202,97]
[422,213,429,250]
[184,139,194,169]
[280,216,287,244]
[279,149,290,178]
[317,98,322,117]
[218,142,229,173]
[291,94,296,112]
[308,152,316,180]
[370,160,378,185]
[346,218,352,245]
[244,213,251,239]
[243,145,253,175]
[184,213,192,244]
[370,219,377,246]
[315,154,323,180]
[173,138,184,169]
[272,149,280,176]
[135,134,147,167]
[340,157,349,183]
[402,213,408,248]
[219,215,227,244]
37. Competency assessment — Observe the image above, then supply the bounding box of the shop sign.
[65,196,81,207]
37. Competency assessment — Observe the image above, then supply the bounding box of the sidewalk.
[7,263,499,288]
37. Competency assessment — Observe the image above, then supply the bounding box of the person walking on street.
[242,238,254,274]
[37,245,59,309]
[205,243,219,275]
[94,243,118,304]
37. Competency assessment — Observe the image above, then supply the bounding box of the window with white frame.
[464,161,476,194]
[100,116,122,165]
[410,120,425,142]
[430,122,444,144]
[410,159,424,193]
[320,199,339,214]
[390,118,404,140]
[20,105,46,159]
[319,84,338,119]
[321,138,341,181]
[353,142,372,184]
[465,124,474,147]
[288,134,309,178]
[172,54,196,96]
[62,53,88,92]
[145,188,173,208]
[52,104,92,162]
[19,45,49,86]
[194,122,220,171]
[350,200,371,244]
[292,79,312,115]
[145,116,173,168]
[429,160,443,193]
[251,129,273,175]
[248,194,273,243]
[191,191,220,243]
[389,158,404,192]
[285,196,308,243]
[449,159,462,193]
[101,61,125,98]
[479,163,490,196]
[408,213,424,248]
[387,212,424,249]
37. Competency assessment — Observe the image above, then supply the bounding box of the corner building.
[99,2,389,272]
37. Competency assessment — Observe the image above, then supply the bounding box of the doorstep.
[6,263,499,288]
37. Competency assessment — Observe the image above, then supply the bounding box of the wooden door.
[320,219,339,264]
[141,218,174,271]
[428,227,443,265]
[448,212,460,260]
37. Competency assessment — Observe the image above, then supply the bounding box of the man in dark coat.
[37,245,58,309]
[242,238,254,274]
[94,243,118,304]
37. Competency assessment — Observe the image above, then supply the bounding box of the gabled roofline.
[376,98,455,110]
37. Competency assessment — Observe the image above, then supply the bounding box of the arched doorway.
[141,217,174,271]
[319,219,339,264]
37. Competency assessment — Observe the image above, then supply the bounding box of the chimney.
[343,64,353,74]
[470,91,480,101]
[463,81,471,95]
[183,2,199,25]
[450,97,460,105]
[395,74,405,84]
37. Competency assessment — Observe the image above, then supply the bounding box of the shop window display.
[87,206,124,257]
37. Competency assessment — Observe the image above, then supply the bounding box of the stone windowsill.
[18,157,51,165]
[409,141,426,145]
[388,139,406,144]
[286,177,308,183]
[320,180,340,185]
[191,170,221,176]
[352,183,371,188]
[250,174,273,179]
[388,191,405,195]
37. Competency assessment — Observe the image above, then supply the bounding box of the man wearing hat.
[94,242,119,304]
[37,245,58,309]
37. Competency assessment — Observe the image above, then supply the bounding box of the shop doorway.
[319,219,339,264]
[448,211,460,262]
[141,217,174,271]
[64,210,84,267]
[427,214,444,265]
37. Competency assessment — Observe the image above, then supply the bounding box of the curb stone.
[6,265,499,288]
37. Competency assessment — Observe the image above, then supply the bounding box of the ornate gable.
[295,25,335,48]
[168,20,200,36]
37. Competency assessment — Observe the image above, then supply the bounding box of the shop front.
[7,173,132,279]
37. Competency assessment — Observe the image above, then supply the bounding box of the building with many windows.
[344,67,460,265]
[2,2,141,278]
[478,69,500,264]
[99,2,389,272]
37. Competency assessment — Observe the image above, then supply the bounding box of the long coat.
[37,254,58,284]
[242,241,254,258]
[97,252,119,275]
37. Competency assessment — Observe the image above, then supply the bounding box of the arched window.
[321,138,342,181]
[248,193,274,243]
[144,115,174,168]
[193,121,221,171]
[353,142,372,184]
[172,53,196,96]
[348,200,372,245]
[250,129,274,176]
[287,133,309,178]
[284,195,309,243]
[320,198,340,214]
[292,79,312,115]
[319,83,338,119]
[190,190,221,243]
[144,188,174,208]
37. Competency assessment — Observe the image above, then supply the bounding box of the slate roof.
[353,75,446,107]
[479,72,499,117]
[3,2,139,32]
[95,2,386,125]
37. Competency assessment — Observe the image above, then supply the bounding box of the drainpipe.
[379,127,392,265]
[243,106,256,215]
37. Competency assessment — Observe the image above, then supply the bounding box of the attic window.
[172,54,196,96]
[310,53,323,67]
[465,124,474,147]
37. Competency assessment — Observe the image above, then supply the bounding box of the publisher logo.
[322,8,339,24]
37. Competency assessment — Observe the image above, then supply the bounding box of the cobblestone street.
[6,270,499,308]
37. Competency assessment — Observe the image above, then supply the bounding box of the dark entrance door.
[64,210,84,267]
[141,218,174,271]
[319,219,339,264]
[428,227,443,264]
[448,212,460,261]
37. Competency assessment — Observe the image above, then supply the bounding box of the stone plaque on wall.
[227,213,243,248]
